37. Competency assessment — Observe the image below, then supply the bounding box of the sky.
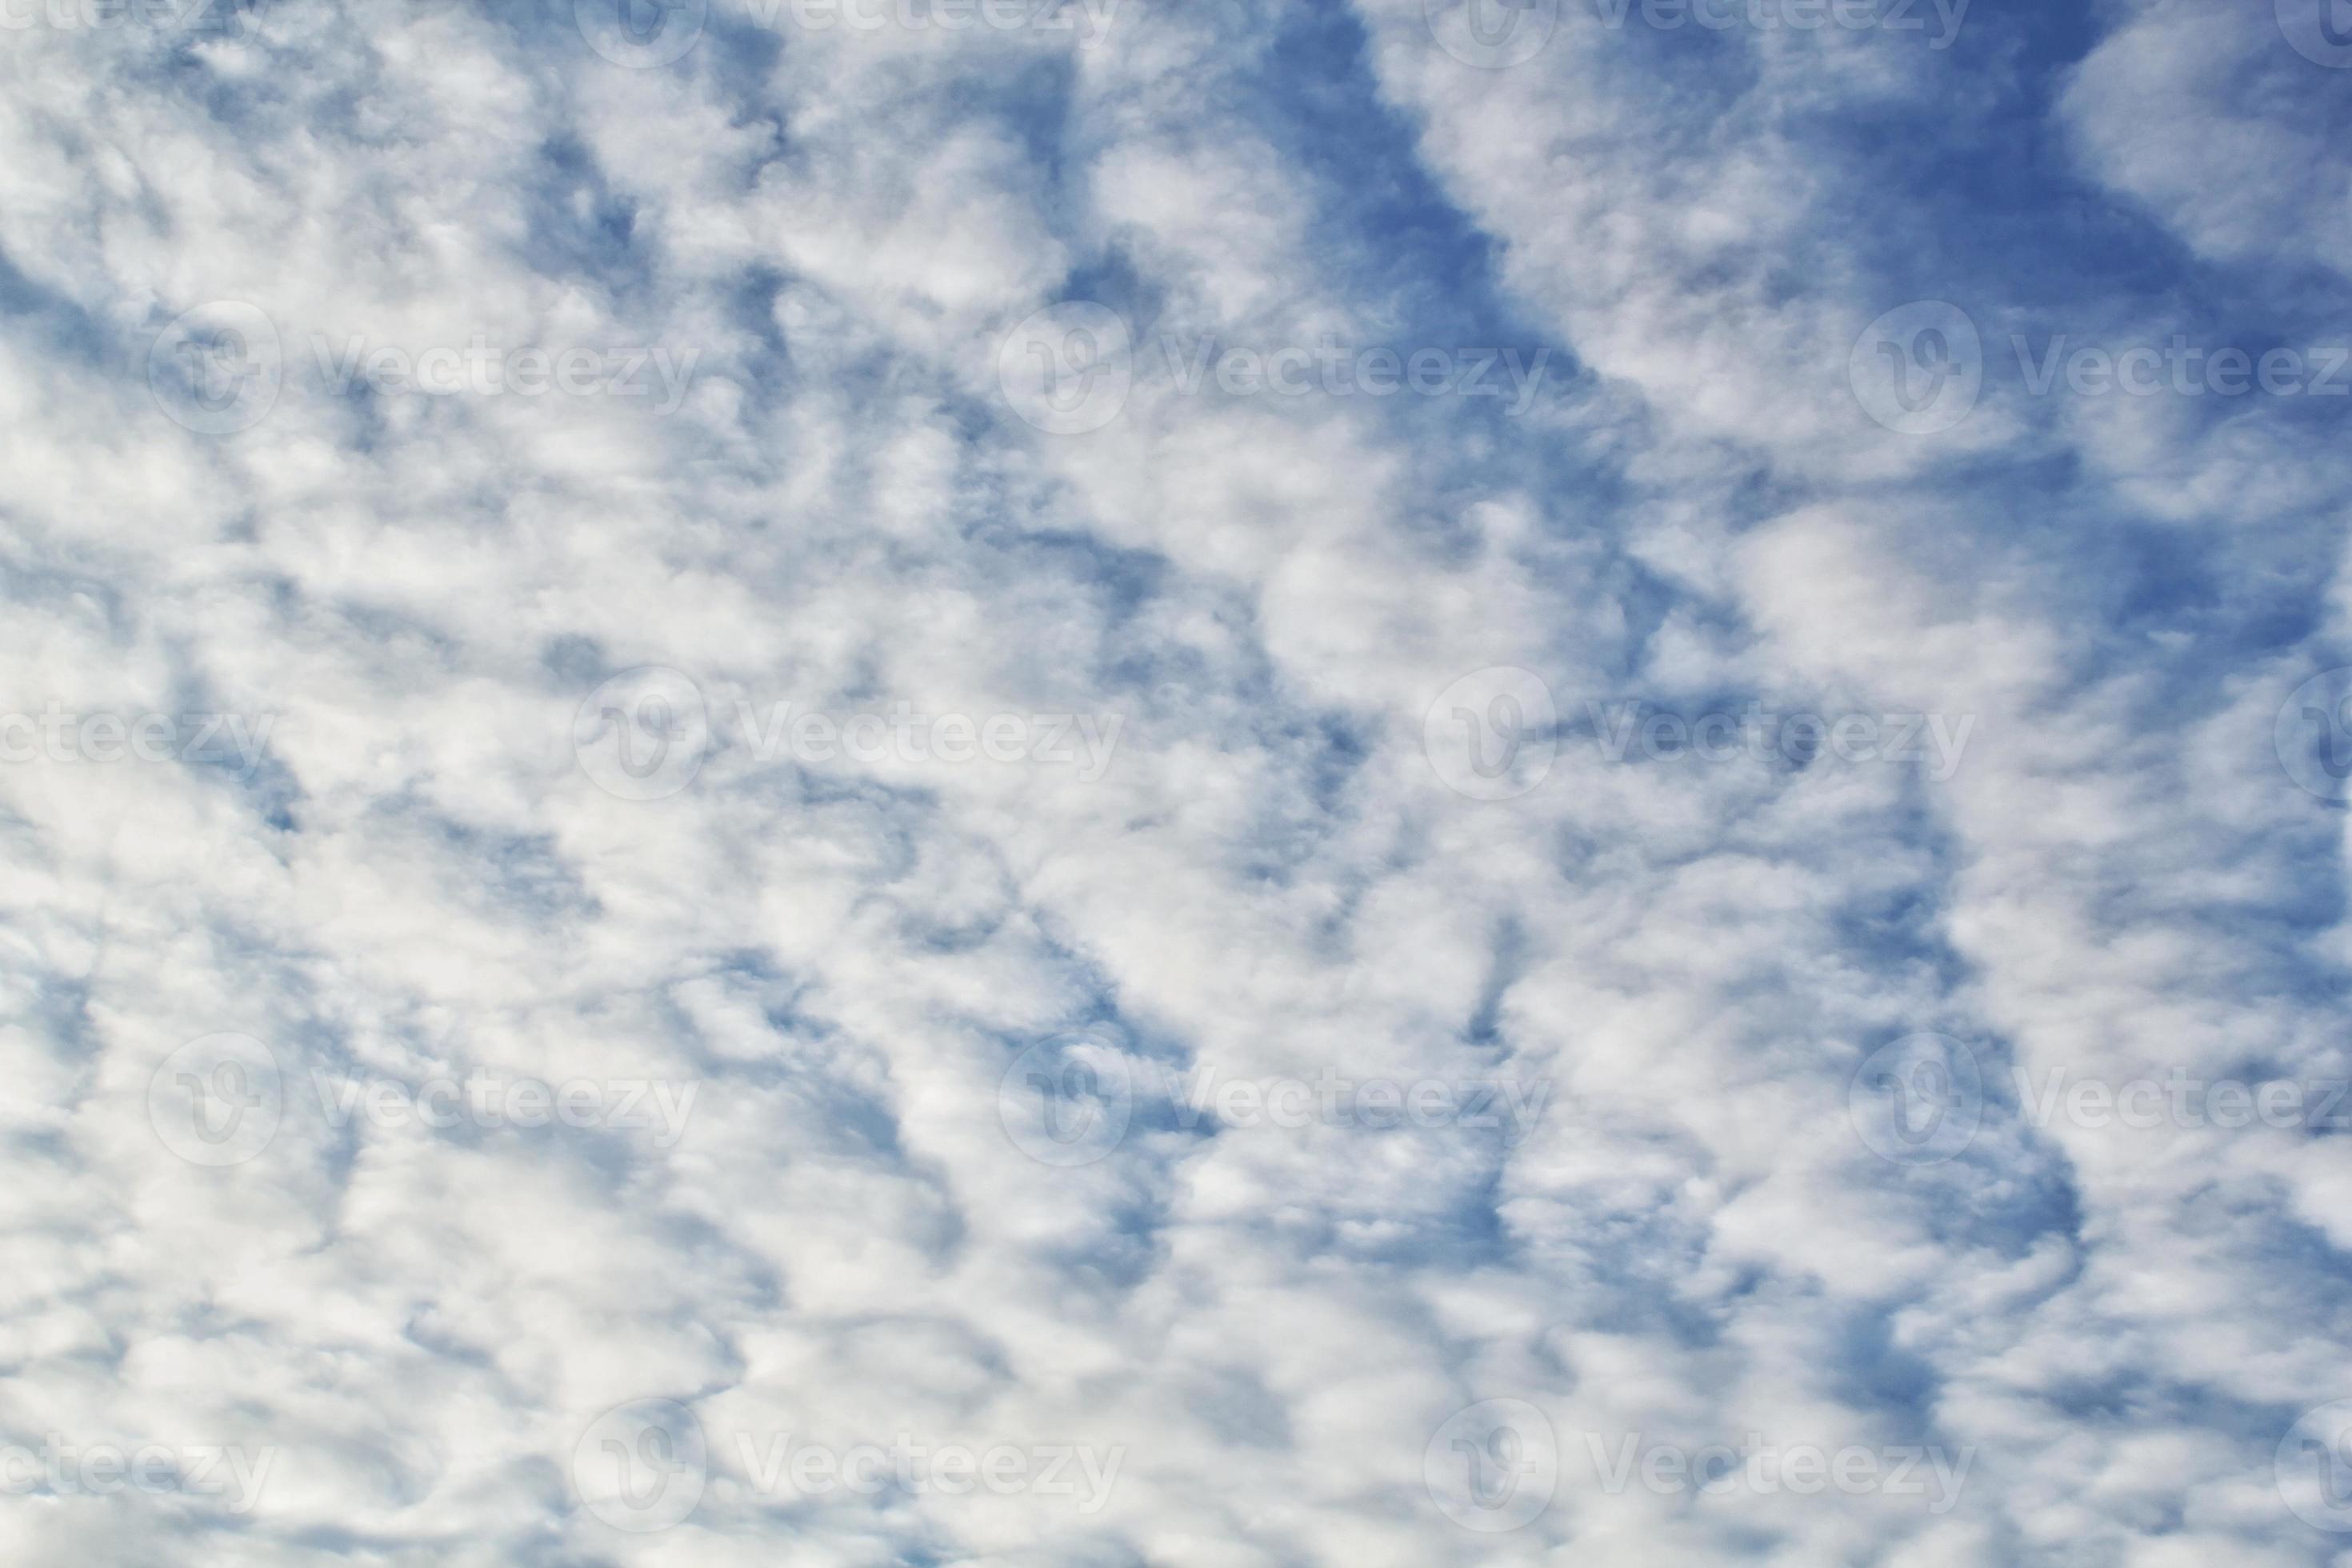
[3,0,2352,1562]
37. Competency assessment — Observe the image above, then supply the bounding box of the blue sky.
[3,0,2352,1562]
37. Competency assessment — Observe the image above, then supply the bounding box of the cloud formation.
[2,0,2349,1562]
